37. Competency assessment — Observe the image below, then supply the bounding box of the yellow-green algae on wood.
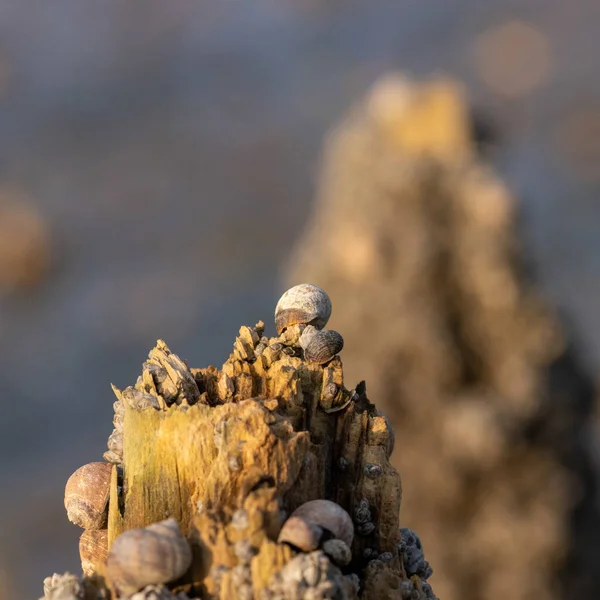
[114,399,311,535]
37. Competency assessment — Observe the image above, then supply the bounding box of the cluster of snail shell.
[64,461,112,581]
[273,283,344,364]
[64,464,193,597]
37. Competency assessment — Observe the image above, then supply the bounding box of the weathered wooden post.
[45,284,435,600]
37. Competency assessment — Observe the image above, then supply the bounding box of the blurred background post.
[1,2,600,599]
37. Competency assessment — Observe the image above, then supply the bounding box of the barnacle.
[41,572,83,600]
[399,528,433,581]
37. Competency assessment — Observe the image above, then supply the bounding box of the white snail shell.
[274,284,332,335]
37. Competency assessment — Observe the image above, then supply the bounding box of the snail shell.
[64,462,112,530]
[354,499,371,524]
[298,325,319,350]
[286,499,354,548]
[278,516,324,552]
[79,529,108,577]
[303,330,344,364]
[363,547,378,560]
[274,284,332,335]
[107,429,123,454]
[106,518,192,596]
[357,521,376,536]
[322,539,352,566]
[364,463,383,478]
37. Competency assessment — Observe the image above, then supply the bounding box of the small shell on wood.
[303,330,344,365]
[364,463,383,478]
[278,516,324,552]
[321,397,352,414]
[64,462,112,530]
[287,499,354,548]
[106,518,192,596]
[322,539,352,566]
[274,284,332,335]
[354,499,371,524]
[320,382,352,414]
[79,529,108,577]
[112,398,125,417]
[107,429,123,454]
[298,325,319,350]
[357,521,376,536]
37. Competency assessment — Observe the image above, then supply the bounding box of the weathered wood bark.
[45,305,433,599]
[286,73,600,600]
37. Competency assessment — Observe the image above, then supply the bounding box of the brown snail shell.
[286,499,354,548]
[79,529,108,577]
[277,516,324,552]
[64,462,112,530]
[106,518,192,596]
[303,330,344,364]
[274,284,332,335]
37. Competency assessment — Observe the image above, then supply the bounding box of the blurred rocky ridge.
[286,74,600,600]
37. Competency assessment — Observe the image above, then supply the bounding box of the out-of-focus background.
[1,2,600,599]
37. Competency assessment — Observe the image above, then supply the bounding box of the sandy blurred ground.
[0,1,600,598]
